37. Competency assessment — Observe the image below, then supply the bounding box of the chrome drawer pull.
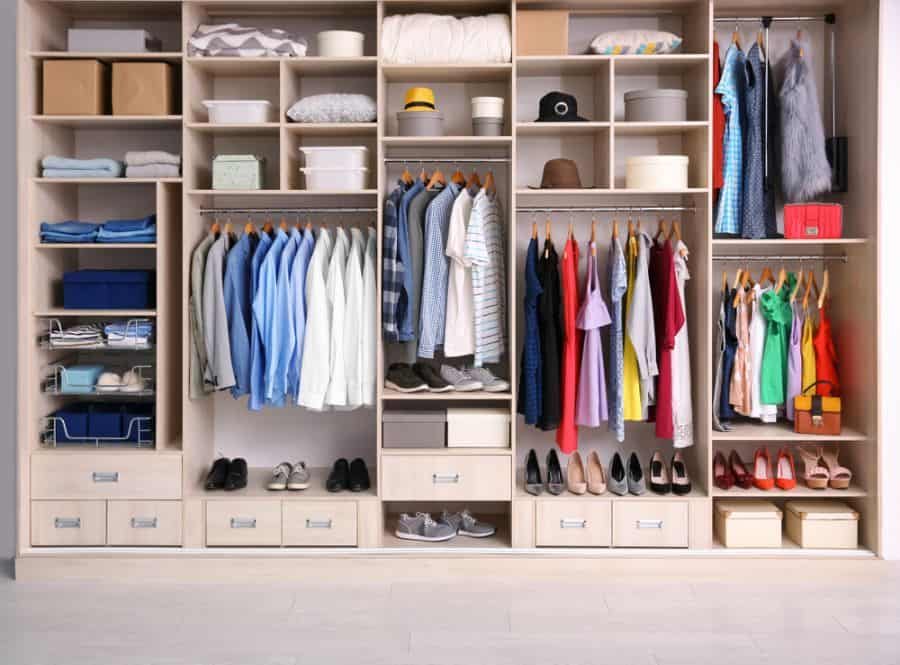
[432,473,460,484]
[306,519,333,529]
[92,471,119,483]
[54,517,81,529]
[560,518,588,529]
[230,517,256,529]
[131,517,158,529]
[636,519,664,530]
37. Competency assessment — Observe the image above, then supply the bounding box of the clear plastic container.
[301,167,369,191]
[203,100,273,124]
[299,146,369,169]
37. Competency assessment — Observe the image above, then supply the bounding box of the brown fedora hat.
[529,158,584,189]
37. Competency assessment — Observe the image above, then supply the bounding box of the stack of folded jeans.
[105,319,154,348]
[42,156,123,178]
[40,221,100,243]
[97,214,157,243]
[125,151,181,178]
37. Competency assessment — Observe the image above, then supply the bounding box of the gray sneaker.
[267,462,293,491]
[440,365,483,392]
[395,512,457,542]
[441,509,496,538]
[465,367,510,393]
[287,461,310,491]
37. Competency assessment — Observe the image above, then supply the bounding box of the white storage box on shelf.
[626,155,689,190]
[715,500,783,548]
[785,500,859,549]
[213,155,265,190]
[446,408,510,448]
[203,100,273,124]
[317,30,365,57]
[624,89,688,122]
[300,167,369,191]
[299,146,368,169]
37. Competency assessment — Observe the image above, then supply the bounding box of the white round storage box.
[626,155,689,190]
[624,89,688,122]
[471,96,504,119]
[317,30,365,57]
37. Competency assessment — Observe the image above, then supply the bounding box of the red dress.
[556,236,581,453]
[648,238,684,439]
[713,41,725,192]
[813,305,840,396]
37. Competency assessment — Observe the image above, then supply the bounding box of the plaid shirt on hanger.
[715,43,747,236]
[382,183,407,341]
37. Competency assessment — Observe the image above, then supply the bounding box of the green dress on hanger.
[760,273,797,405]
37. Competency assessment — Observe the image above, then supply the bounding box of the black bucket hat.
[535,91,587,122]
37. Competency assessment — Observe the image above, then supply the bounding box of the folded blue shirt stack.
[41,214,157,244]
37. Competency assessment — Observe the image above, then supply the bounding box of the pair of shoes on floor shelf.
[525,449,691,497]
[205,458,248,491]
[326,458,370,492]
[714,446,852,491]
[385,362,509,394]
[395,509,496,543]
[267,461,310,491]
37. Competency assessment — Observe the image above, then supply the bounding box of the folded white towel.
[125,151,181,167]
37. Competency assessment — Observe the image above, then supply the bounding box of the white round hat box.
[626,155,690,190]
[624,89,688,122]
[317,30,365,57]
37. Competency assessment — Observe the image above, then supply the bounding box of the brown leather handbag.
[793,381,841,435]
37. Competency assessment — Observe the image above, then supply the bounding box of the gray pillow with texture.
[286,93,376,123]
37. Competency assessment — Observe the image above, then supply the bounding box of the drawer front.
[381,455,511,501]
[536,500,612,547]
[613,501,689,548]
[31,454,182,500]
[31,500,106,546]
[282,502,357,547]
[206,501,282,547]
[107,500,183,546]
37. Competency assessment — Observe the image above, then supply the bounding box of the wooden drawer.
[381,455,511,501]
[31,500,106,546]
[282,501,357,547]
[31,454,182,500]
[107,501,183,546]
[205,500,282,547]
[536,500,611,547]
[612,501,689,548]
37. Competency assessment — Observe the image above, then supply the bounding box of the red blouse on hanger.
[813,305,840,396]
[713,40,725,192]
[556,235,581,453]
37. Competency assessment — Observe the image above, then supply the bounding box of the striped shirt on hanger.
[418,181,460,358]
[381,183,406,342]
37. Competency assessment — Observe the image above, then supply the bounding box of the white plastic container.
[317,30,365,57]
[626,155,689,190]
[203,100,273,124]
[471,96,504,119]
[301,167,369,191]
[446,408,510,448]
[299,146,368,169]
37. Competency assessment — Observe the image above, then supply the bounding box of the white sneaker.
[465,367,509,393]
[439,365,483,392]
[267,462,293,491]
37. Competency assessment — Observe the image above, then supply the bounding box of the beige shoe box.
[42,60,107,115]
[785,500,859,549]
[516,10,569,56]
[715,500,782,548]
[112,62,173,116]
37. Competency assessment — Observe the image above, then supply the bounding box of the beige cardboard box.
[42,60,107,115]
[517,10,569,56]
[715,500,783,548]
[785,500,859,549]
[112,62,173,116]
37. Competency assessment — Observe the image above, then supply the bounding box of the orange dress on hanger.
[813,304,840,396]
[556,235,581,453]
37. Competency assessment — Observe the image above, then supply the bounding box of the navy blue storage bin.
[88,404,124,439]
[123,403,154,443]
[52,404,90,443]
[63,270,156,310]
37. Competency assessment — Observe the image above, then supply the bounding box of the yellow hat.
[404,87,437,112]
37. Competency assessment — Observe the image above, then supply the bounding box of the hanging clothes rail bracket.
[713,254,847,263]
[198,207,377,216]
[518,206,696,214]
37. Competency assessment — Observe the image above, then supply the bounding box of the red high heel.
[775,448,797,491]
[729,450,752,489]
[713,451,735,490]
[752,448,774,491]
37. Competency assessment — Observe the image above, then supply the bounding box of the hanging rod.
[714,15,835,24]
[713,254,847,263]
[383,157,510,164]
[198,207,376,216]
[518,205,695,214]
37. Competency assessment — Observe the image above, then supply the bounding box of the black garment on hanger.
[536,238,562,431]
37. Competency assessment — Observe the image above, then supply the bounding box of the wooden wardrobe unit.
[15,0,882,579]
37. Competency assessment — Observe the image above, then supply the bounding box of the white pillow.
[589,29,683,55]
[286,94,376,123]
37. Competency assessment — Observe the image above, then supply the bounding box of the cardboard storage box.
[446,408,510,448]
[112,62,173,116]
[785,500,859,549]
[382,410,446,449]
[715,500,782,548]
[42,60,107,115]
[517,10,569,56]
[68,28,161,53]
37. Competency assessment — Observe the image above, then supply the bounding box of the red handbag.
[784,203,843,239]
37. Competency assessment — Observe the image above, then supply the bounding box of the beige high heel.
[566,451,587,495]
[798,447,829,490]
[819,447,852,490]
[586,451,607,495]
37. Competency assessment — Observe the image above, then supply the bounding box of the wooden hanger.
[732,269,745,308]
[244,215,255,235]
[532,221,538,239]
[210,217,221,236]
[567,217,574,240]
[775,266,787,294]
[612,217,619,240]
[759,266,776,286]
[732,25,741,48]
[279,216,288,232]
[451,167,465,186]
[803,270,819,310]
[797,28,805,57]
[590,217,597,243]
[544,217,551,258]
[670,220,682,243]
[484,170,496,194]
[791,269,806,304]
[223,217,234,236]
[818,269,830,309]
[262,215,273,235]
[721,270,728,291]
[757,27,764,47]
[627,217,634,238]
[305,217,313,232]
[655,218,668,243]
[466,169,481,189]
[418,165,429,182]
[400,165,414,185]
[426,167,445,190]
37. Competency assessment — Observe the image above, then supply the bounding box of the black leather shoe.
[205,458,230,490]
[224,458,248,491]
[525,449,542,495]
[546,449,564,495]
[327,458,350,492]
[349,458,371,492]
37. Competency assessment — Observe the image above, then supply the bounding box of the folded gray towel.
[41,156,123,176]
[124,151,181,167]
[126,164,181,178]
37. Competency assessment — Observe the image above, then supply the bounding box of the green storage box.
[212,154,265,190]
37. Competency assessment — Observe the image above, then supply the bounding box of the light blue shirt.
[397,180,424,342]
[268,228,301,406]
[247,232,273,411]
[253,229,289,406]
[289,229,316,402]
[223,232,258,398]
[418,182,460,358]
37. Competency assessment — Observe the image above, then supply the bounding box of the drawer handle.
[636,519,664,530]
[92,471,119,483]
[131,517,158,529]
[230,517,256,529]
[560,518,588,529]
[306,519,333,529]
[432,473,460,484]
[54,517,81,529]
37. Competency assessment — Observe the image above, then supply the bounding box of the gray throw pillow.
[286,93,376,123]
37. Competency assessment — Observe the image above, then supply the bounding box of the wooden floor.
[5,560,900,664]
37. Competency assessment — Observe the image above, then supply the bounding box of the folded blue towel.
[105,320,154,337]
[96,228,157,243]
[41,156,124,177]
[40,221,100,243]
[43,168,123,178]
[102,214,157,233]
